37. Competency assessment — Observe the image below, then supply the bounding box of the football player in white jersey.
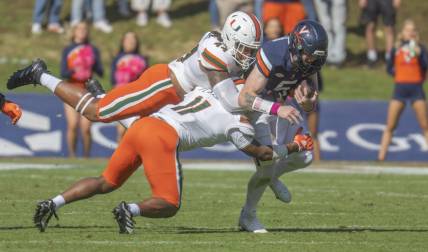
[9,11,311,233]
[32,87,313,234]
[7,11,262,123]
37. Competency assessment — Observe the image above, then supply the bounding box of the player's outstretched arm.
[202,65,242,112]
[0,93,22,125]
[240,136,313,161]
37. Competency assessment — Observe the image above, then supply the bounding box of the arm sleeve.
[228,129,254,150]
[255,48,272,78]
[386,47,396,76]
[60,47,72,79]
[92,46,104,77]
[212,78,243,112]
[226,121,255,149]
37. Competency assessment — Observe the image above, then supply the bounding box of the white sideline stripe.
[1,162,428,175]
[182,162,428,175]
[0,163,76,170]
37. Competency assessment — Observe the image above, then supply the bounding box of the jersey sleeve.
[255,47,273,78]
[199,38,232,72]
[229,130,253,149]
[226,121,255,150]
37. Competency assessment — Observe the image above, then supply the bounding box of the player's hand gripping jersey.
[152,87,254,151]
[169,31,243,93]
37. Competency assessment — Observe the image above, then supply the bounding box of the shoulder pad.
[199,35,233,72]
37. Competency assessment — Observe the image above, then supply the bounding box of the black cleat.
[85,78,105,97]
[112,201,135,234]
[33,200,58,232]
[7,58,47,90]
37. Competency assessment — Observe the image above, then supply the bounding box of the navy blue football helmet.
[289,20,328,76]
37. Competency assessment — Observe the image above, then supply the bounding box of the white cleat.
[270,179,292,203]
[238,208,268,233]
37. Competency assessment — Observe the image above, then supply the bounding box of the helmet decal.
[230,19,241,31]
[248,13,261,42]
[221,11,263,70]
[298,25,310,35]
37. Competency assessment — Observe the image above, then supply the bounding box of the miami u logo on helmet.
[230,19,241,31]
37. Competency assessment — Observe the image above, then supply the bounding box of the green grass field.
[0,159,427,251]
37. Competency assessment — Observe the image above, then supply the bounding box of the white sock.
[119,116,139,129]
[244,174,268,211]
[40,73,62,92]
[244,163,274,211]
[52,195,66,210]
[127,203,141,217]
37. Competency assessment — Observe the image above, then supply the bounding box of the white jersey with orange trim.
[168,31,243,93]
[152,87,254,151]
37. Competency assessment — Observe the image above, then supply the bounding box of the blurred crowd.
[29,0,428,162]
[32,0,173,35]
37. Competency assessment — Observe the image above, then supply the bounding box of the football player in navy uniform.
[237,20,328,233]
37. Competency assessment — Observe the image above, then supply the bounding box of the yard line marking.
[0,238,427,246]
[1,161,428,175]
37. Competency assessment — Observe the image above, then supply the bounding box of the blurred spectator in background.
[117,0,131,17]
[254,0,263,20]
[209,0,220,30]
[61,22,103,157]
[359,0,400,66]
[216,0,253,25]
[314,0,347,67]
[378,20,428,161]
[111,32,148,142]
[263,17,283,43]
[131,0,172,28]
[71,0,113,33]
[301,0,318,21]
[263,0,306,34]
[32,0,64,34]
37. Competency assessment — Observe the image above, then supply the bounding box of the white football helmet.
[221,11,263,71]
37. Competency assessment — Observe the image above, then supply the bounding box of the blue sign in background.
[0,94,427,161]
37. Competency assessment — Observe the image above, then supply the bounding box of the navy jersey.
[255,36,310,96]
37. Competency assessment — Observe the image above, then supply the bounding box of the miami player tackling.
[31,87,313,234]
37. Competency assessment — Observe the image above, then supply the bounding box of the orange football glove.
[1,100,22,125]
[293,127,314,152]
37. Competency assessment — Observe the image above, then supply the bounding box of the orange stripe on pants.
[97,64,182,123]
[102,116,182,207]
